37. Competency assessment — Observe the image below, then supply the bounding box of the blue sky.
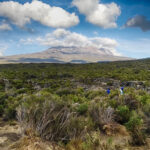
[0,0,150,58]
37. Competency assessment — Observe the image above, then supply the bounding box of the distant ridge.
[0,46,133,64]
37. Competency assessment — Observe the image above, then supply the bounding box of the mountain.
[0,46,133,64]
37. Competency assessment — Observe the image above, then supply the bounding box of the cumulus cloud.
[21,29,121,56]
[124,15,150,32]
[72,0,121,28]
[0,0,79,28]
[0,23,12,31]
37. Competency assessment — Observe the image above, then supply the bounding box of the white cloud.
[20,38,35,45]
[0,0,79,28]
[21,29,121,56]
[72,0,99,15]
[72,0,121,28]
[0,44,7,56]
[0,23,12,31]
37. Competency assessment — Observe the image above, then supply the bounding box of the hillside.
[0,46,132,64]
[0,59,150,150]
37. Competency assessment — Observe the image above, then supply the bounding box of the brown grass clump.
[103,123,129,136]
[9,128,64,150]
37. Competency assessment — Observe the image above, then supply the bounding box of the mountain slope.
[0,46,133,64]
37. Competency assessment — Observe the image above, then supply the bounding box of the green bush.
[77,103,88,115]
[0,92,7,105]
[56,88,75,96]
[3,96,22,120]
[138,94,150,105]
[109,99,118,109]
[116,105,130,123]
[4,105,16,120]
[85,90,105,100]
[0,105,3,115]
[125,111,146,145]
[109,90,119,99]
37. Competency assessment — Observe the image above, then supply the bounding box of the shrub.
[123,94,139,110]
[3,96,21,120]
[0,105,3,115]
[109,99,118,109]
[17,94,91,143]
[4,106,16,120]
[0,92,7,105]
[76,87,84,95]
[116,105,130,123]
[138,94,150,105]
[107,81,113,86]
[16,88,28,94]
[125,111,146,145]
[77,103,88,115]
[109,90,119,99]
[143,102,150,117]
[125,111,143,131]
[86,90,105,100]
[56,88,75,96]
[90,103,114,128]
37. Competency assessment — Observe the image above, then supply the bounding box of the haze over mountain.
[0,46,132,64]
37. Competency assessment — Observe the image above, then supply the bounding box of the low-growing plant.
[90,102,115,128]
[77,103,88,115]
[138,94,150,105]
[125,111,146,145]
[109,99,118,109]
[17,94,92,143]
[116,105,130,123]
[123,94,139,110]
[85,90,105,100]
[109,90,119,99]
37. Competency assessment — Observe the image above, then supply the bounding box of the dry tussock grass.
[9,128,64,150]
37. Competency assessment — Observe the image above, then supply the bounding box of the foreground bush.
[116,105,130,123]
[125,111,146,145]
[17,94,92,143]
[89,102,115,129]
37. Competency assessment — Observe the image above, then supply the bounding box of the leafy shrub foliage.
[116,105,130,123]
[125,111,146,145]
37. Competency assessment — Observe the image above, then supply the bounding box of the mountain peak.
[0,46,133,64]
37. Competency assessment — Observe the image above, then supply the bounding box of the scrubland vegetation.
[0,59,150,149]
